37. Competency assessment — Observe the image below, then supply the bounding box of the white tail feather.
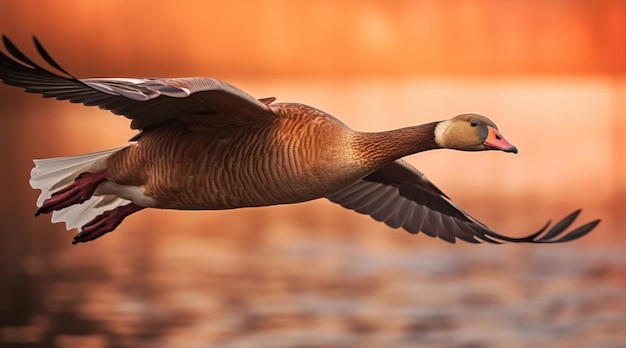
[30,146,131,231]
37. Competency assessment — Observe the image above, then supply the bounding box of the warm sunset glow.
[0,1,624,347]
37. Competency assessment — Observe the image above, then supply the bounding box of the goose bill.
[483,126,518,154]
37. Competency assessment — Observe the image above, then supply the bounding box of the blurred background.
[0,1,624,347]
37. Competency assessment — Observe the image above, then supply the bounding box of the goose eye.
[470,120,477,127]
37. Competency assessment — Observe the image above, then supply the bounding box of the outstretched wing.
[327,160,600,243]
[0,36,275,130]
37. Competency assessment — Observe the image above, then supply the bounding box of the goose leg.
[72,203,145,244]
[35,171,108,216]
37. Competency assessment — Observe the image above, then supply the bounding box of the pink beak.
[483,126,518,154]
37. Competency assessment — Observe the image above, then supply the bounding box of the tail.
[30,146,131,231]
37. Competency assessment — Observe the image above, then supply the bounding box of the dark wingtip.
[473,208,599,244]
[32,35,72,76]
[0,35,73,79]
[535,209,599,243]
[2,35,41,70]
[537,209,581,242]
[556,218,601,243]
[2,34,12,47]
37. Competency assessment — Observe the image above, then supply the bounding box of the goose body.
[0,37,600,244]
[103,104,365,209]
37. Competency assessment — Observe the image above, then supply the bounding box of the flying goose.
[0,36,600,244]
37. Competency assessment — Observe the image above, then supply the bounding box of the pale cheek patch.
[434,119,451,147]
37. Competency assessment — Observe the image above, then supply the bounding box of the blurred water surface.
[2,222,625,347]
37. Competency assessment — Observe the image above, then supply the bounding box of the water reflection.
[2,226,625,347]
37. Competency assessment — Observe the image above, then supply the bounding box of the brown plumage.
[0,36,600,244]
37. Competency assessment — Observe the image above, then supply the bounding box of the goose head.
[434,114,518,154]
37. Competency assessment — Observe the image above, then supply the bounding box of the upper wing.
[327,159,600,243]
[0,36,275,130]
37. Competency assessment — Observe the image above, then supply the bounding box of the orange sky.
[0,0,625,78]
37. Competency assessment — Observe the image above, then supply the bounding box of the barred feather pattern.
[104,104,362,210]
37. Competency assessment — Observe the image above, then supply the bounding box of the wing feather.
[327,159,600,244]
[0,36,275,131]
